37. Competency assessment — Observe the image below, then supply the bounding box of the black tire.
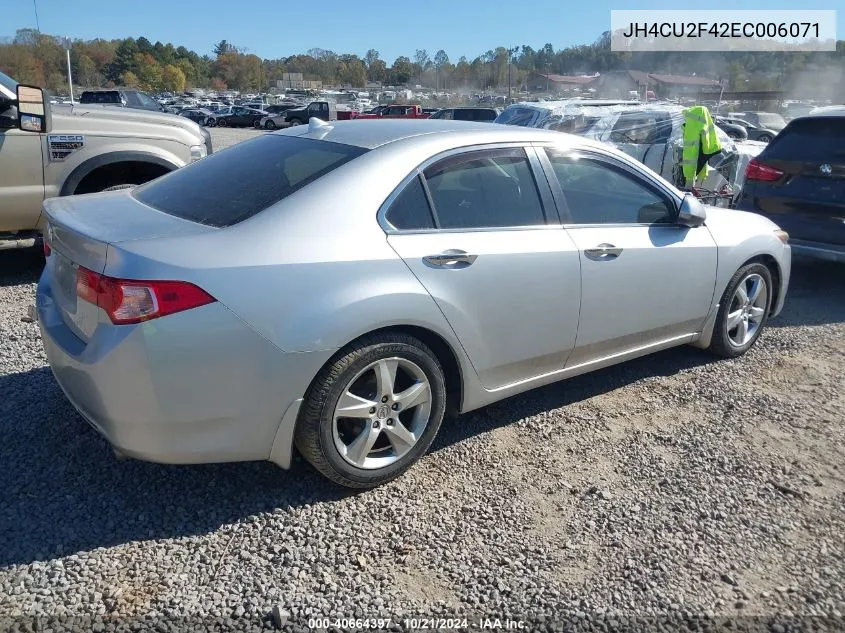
[757,133,773,143]
[264,119,276,130]
[217,118,228,127]
[708,262,773,358]
[205,118,216,127]
[295,332,447,489]
[288,119,302,127]
[727,132,740,140]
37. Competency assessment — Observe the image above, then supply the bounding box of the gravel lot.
[1,129,843,631]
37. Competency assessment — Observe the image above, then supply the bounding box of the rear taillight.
[75,267,215,324]
[42,240,51,257]
[745,158,784,182]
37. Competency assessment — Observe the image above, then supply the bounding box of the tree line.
[1,28,843,99]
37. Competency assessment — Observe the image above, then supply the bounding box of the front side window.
[544,149,675,225]
[422,148,546,229]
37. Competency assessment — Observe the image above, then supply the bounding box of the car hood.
[50,103,206,145]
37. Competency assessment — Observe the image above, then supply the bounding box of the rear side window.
[384,176,435,230]
[764,118,845,162]
[80,91,120,104]
[132,136,367,227]
[423,148,546,229]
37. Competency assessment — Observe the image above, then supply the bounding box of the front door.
[539,146,718,368]
[385,146,582,390]
[0,123,45,233]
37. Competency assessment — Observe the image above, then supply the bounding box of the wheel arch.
[740,253,782,317]
[303,324,465,418]
[60,151,180,196]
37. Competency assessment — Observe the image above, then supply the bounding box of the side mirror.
[16,85,51,133]
[677,193,707,227]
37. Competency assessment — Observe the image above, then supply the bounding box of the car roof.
[273,118,562,149]
[805,105,845,117]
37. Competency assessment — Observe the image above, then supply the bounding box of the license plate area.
[54,251,79,308]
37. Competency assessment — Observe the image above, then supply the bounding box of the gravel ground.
[1,132,843,631]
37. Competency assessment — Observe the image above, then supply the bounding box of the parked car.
[207,106,267,128]
[736,110,845,262]
[35,119,790,488]
[180,108,216,126]
[429,107,501,122]
[255,105,301,129]
[282,101,336,126]
[714,117,749,141]
[723,112,786,143]
[352,104,430,120]
[79,89,167,113]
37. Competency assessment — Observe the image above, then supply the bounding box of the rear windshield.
[765,118,845,162]
[80,91,121,104]
[132,135,367,227]
[495,107,539,127]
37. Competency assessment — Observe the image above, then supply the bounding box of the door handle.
[584,243,623,261]
[423,249,478,268]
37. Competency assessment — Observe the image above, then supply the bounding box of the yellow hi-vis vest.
[682,106,721,185]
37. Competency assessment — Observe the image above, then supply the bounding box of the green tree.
[391,56,413,84]
[213,40,233,57]
[121,71,139,88]
[161,64,186,92]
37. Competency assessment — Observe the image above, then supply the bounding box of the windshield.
[0,69,18,99]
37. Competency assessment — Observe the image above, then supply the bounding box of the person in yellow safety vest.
[682,105,722,186]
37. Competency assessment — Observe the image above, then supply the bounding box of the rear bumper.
[37,271,333,468]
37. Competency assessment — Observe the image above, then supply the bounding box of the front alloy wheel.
[295,333,447,488]
[708,262,773,358]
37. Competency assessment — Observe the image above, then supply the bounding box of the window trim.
[533,142,683,229]
[377,142,559,235]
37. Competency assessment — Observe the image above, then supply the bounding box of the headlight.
[190,144,208,162]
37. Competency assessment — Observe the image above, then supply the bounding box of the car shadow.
[431,344,714,454]
[0,366,346,568]
[768,258,845,328]
[0,247,43,287]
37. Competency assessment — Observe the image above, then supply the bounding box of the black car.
[736,113,845,262]
[429,107,501,122]
[210,106,268,128]
[79,89,166,112]
[714,117,748,141]
[180,108,215,125]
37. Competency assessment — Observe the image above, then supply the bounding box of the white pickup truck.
[0,70,212,249]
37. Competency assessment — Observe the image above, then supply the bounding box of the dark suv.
[736,112,845,262]
[429,107,501,122]
[79,89,165,112]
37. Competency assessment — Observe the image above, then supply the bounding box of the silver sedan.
[36,119,792,488]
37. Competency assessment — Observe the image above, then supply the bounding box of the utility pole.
[63,37,74,103]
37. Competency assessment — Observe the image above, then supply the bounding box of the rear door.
[384,145,582,390]
[739,116,845,248]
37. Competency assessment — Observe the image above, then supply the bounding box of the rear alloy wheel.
[757,133,773,143]
[295,333,447,488]
[264,119,276,130]
[205,118,216,127]
[288,119,302,127]
[217,118,228,127]
[708,262,773,358]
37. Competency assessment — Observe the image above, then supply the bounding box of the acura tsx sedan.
[36,119,791,488]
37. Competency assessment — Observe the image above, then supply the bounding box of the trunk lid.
[43,190,216,342]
